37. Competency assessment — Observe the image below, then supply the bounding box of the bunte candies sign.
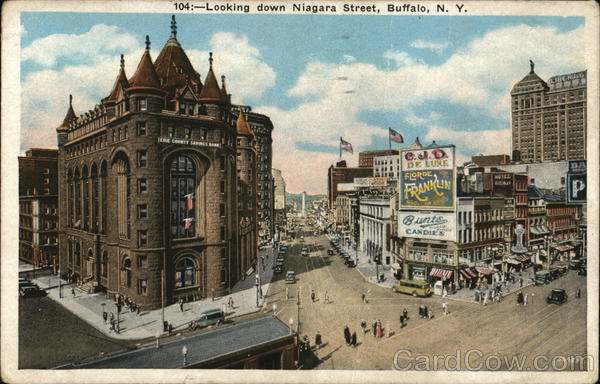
[399,146,455,210]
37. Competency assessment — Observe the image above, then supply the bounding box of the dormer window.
[139,98,147,111]
[180,102,186,114]
[187,104,194,116]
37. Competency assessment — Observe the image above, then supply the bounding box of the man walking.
[361,292,366,303]
[179,298,184,312]
[315,331,322,349]
[228,296,235,309]
[442,302,448,315]
[517,291,524,305]
[576,288,581,298]
[344,326,351,345]
[403,308,408,321]
[519,277,523,288]
[524,293,529,306]
[351,331,357,347]
[102,311,108,324]
[311,290,316,303]
[324,291,329,304]
[285,287,289,300]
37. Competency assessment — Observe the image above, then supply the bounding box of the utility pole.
[161,269,165,330]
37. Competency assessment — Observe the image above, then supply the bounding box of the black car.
[346,260,356,268]
[546,289,568,305]
[568,260,583,270]
[549,268,561,280]
[577,268,586,276]
[327,249,334,256]
[274,265,284,274]
[555,265,568,275]
[19,284,45,298]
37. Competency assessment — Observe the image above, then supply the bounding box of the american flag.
[183,218,194,229]
[185,193,194,211]
[340,137,353,154]
[389,128,404,144]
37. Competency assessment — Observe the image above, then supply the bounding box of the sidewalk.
[31,246,277,340]
[445,266,535,302]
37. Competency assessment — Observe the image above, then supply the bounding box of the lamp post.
[272,303,277,316]
[289,317,294,334]
[155,331,160,349]
[58,268,62,298]
[545,235,550,271]
[255,273,260,308]
[182,345,188,366]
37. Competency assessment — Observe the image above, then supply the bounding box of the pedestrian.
[228,296,235,309]
[130,301,136,312]
[360,320,367,334]
[576,288,581,298]
[424,305,429,319]
[344,326,351,345]
[324,291,329,304]
[519,278,523,288]
[403,308,408,321]
[315,331,322,349]
[418,305,424,319]
[482,291,487,306]
[442,302,448,315]
[137,304,141,315]
[524,293,529,306]
[517,291,524,305]
[102,311,108,324]
[351,331,357,347]
[110,318,115,331]
[179,298,184,312]
[168,322,173,336]
[361,292,366,303]
[71,287,75,297]
[376,320,382,338]
[372,319,377,337]
[285,287,289,300]
[400,313,406,327]
[311,290,316,302]
[109,312,114,323]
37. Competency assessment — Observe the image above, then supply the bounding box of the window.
[138,204,148,219]
[184,127,191,139]
[220,157,226,171]
[138,151,147,167]
[220,226,225,241]
[220,203,226,217]
[188,104,194,116]
[170,155,196,239]
[220,180,225,194]
[138,230,148,247]
[175,257,196,288]
[137,122,147,136]
[137,279,148,295]
[168,125,175,138]
[101,251,108,277]
[43,168,50,175]
[121,258,132,288]
[138,178,148,193]
[139,98,147,111]
[221,268,227,284]
[137,255,148,268]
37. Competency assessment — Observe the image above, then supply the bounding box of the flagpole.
[339,137,342,159]
[388,128,391,150]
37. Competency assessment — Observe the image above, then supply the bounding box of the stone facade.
[55,17,265,309]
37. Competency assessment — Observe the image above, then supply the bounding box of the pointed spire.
[529,59,534,73]
[236,112,253,136]
[57,94,77,132]
[199,52,222,101]
[220,75,230,103]
[120,54,125,70]
[170,15,177,39]
[104,54,130,103]
[128,41,163,91]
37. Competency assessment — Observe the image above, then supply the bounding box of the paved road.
[267,219,588,371]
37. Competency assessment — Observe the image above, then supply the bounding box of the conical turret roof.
[199,52,223,102]
[56,95,76,132]
[128,36,163,91]
[104,54,130,103]
[154,15,203,99]
[236,112,254,136]
[408,136,423,149]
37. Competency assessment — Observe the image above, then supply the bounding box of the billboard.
[492,172,514,197]
[354,177,388,188]
[567,160,586,203]
[399,146,456,210]
[398,211,457,241]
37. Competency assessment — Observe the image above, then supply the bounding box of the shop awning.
[507,258,521,265]
[459,269,473,279]
[466,268,479,278]
[390,263,402,272]
[555,245,574,252]
[475,266,495,275]
[430,268,453,280]
[530,225,550,235]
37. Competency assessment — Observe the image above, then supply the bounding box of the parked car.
[19,279,34,288]
[577,267,587,276]
[546,289,568,305]
[19,284,45,298]
[346,260,356,268]
[568,259,583,270]
[555,265,568,275]
[393,280,431,297]
[549,268,561,280]
[188,308,225,330]
[285,271,296,283]
[327,249,334,256]
[275,265,284,274]
[534,270,551,285]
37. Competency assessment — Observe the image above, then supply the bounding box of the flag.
[74,219,81,228]
[185,193,194,211]
[340,137,353,154]
[184,218,194,229]
[389,128,404,144]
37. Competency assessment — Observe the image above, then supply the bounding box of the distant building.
[327,164,372,207]
[19,148,59,268]
[301,191,307,216]
[373,154,401,180]
[358,149,398,168]
[272,168,286,239]
[471,154,511,167]
[511,62,586,162]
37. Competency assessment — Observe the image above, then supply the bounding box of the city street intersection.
[268,220,588,371]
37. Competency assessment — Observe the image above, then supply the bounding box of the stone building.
[19,148,59,268]
[271,168,286,240]
[358,149,398,168]
[511,62,586,162]
[56,16,264,308]
[327,161,372,207]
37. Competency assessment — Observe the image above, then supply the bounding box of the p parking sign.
[567,173,586,203]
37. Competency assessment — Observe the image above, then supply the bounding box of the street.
[268,218,588,371]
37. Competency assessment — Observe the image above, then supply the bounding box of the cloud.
[343,55,356,63]
[384,50,417,67]
[21,24,139,67]
[410,39,450,54]
[186,32,276,104]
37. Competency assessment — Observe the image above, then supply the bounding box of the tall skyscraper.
[511,61,586,162]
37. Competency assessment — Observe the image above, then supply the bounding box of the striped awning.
[475,266,494,275]
[430,268,453,280]
[530,225,550,235]
[555,245,574,252]
[459,269,473,279]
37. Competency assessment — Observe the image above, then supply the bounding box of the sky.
[20,13,586,194]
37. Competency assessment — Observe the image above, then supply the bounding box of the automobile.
[19,285,45,297]
[534,270,551,285]
[555,265,568,275]
[327,249,334,256]
[285,271,296,283]
[546,289,568,305]
[19,279,34,288]
[276,257,285,264]
[346,260,356,268]
[274,265,284,274]
[549,268,561,280]
[188,308,225,330]
[568,259,583,270]
[577,267,586,276]
[393,280,431,297]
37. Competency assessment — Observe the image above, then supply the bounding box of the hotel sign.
[567,160,586,203]
[398,211,456,241]
[399,146,456,210]
[158,137,221,148]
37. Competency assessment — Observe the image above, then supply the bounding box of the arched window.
[67,169,73,227]
[114,155,130,238]
[175,257,196,288]
[170,155,196,238]
[100,162,107,233]
[75,242,81,267]
[121,257,131,288]
[68,240,73,265]
[101,251,108,277]
[82,166,89,231]
[91,164,99,233]
[74,169,81,228]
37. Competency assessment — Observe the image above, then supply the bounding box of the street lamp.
[289,317,294,334]
[182,345,188,366]
[155,331,160,349]
[272,303,277,315]
[255,273,260,308]
[58,268,62,298]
